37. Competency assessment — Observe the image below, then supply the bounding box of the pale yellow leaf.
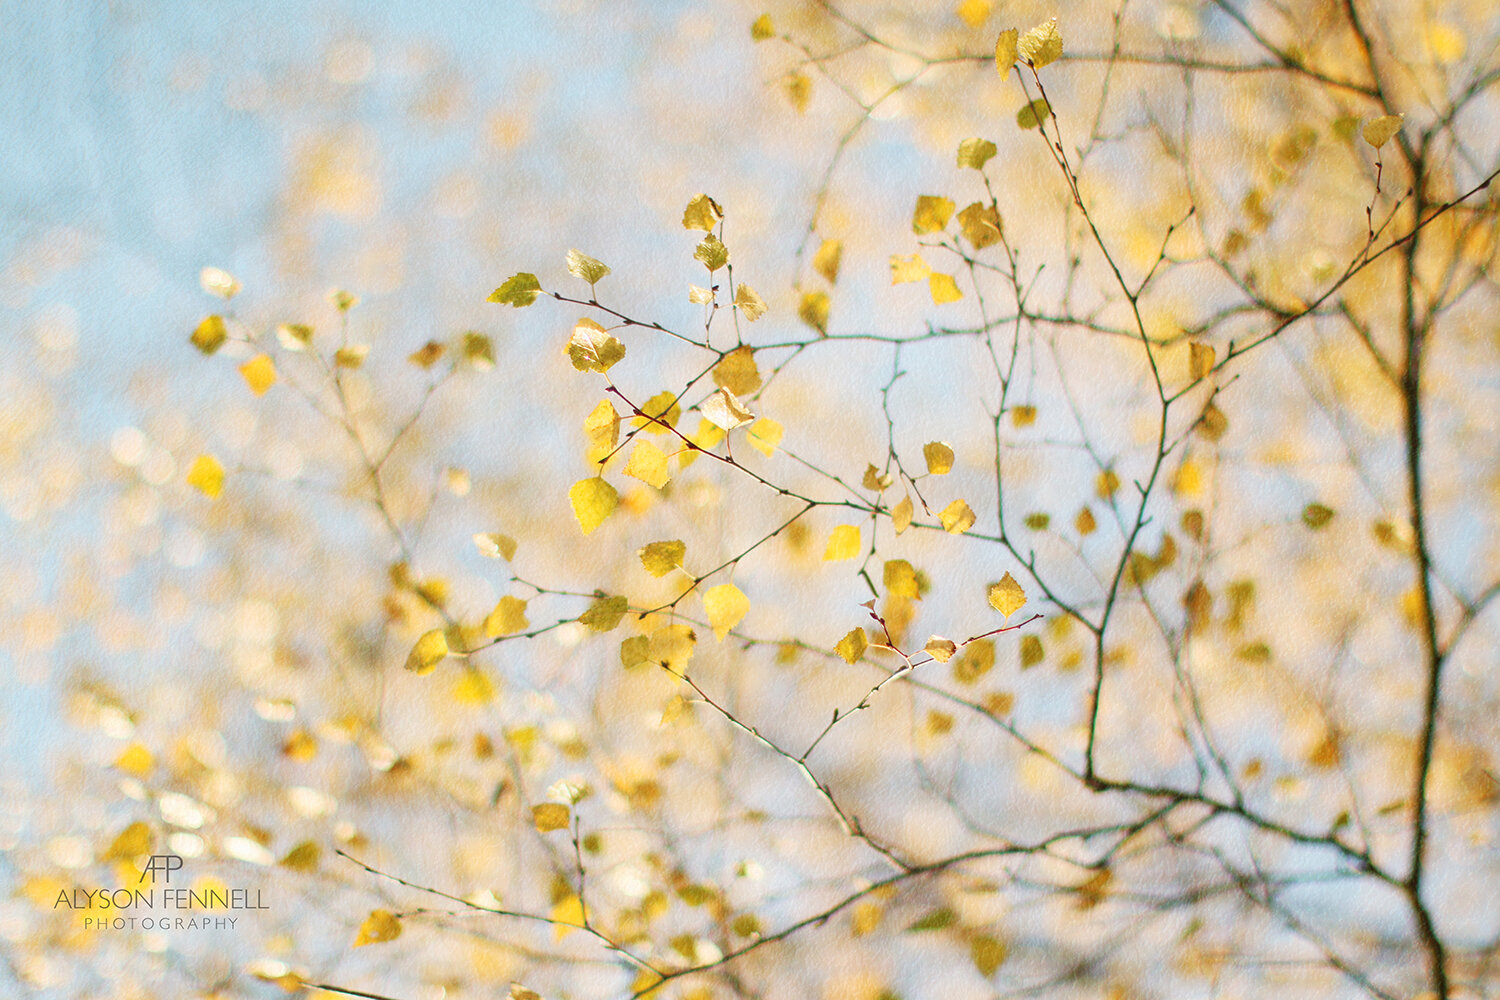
[114,742,153,778]
[704,584,749,641]
[186,453,224,498]
[958,202,1003,248]
[957,0,992,29]
[578,595,629,632]
[884,559,920,599]
[798,290,830,334]
[747,417,783,456]
[913,195,955,234]
[624,440,671,489]
[893,494,914,534]
[734,283,767,320]
[813,239,843,285]
[1018,17,1062,68]
[191,315,227,355]
[924,636,957,662]
[354,910,402,947]
[569,478,619,535]
[334,344,369,369]
[994,28,1018,70]
[473,533,518,561]
[551,894,586,938]
[957,137,997,170]
[239,354,277,395]
[405,628,449,674]
[891,253,931,284]
[713,346,762,396]
[199,266,241,299]
[1188,341,1215,381]
[688,284,714,304]
[694,234,729,271]
[924,441,955,475]
[567,318,626,373]
[682,193,724,232]
[751,13,775,41]
[640,539,686,577]
[584,399,620,463]
[566,249,610,286]
[929,272,963,304]
[275,323,313,351]
[702,387,754,430]
[823,524,861,561]
[940,499,976,534]
[1362,114,1403,149]
[987,572,1027,617]
[635,391,682,434]
[835,627,868,664]
[532,803,571,833]
[484,596,529,638]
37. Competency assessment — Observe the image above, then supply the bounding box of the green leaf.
[489,272,542,307]
[957,137,997,170]
[1017,98,1051,130]
[904,907,957,932]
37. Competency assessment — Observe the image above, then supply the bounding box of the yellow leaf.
[892,495,914,534]
[1020,634,1044,669]
[578,594,629,632]
[238,354,277,395]
[891,253,931,284]
[327,288,360,312]
[704,584,749,641]
[584,399,620,463]
[884,559,920,599]
[473,533,518,561]
[701,387,755,431]
[405,628,449,674]
[1075,507,1097,535]
[988,572,1027,617]
[1018,17,1062,68]
[958,202,1003,249]
[484,596,529,638]
[354,910,402,947]
[682,193,724,232]
[835,627,868,664]
[650,624,697,673]
[940,499,976,534]
[784,72,812,112]
[689,284,714,304]
[852,901,882,936]
[199,266,241,299]
[489,272,542,307]
[276,323,313,351]
[751,13,775,41]
[956,0,992,29]
[186,453,224,498]
[1188,341,1215,380]
[747,417,783,456]
[923,441,955,475]
[464,331,495,370]
[1011,405,1037,427]
[1097,469,1120,499]
[279,841,320,872]
[734,283,767,320]
[105,821,152,860]
[813,239,843,285]
[682,417,725,466]
[971,934,1008,977]
[569,478,619,535]
[1172,459,1204,497]
[532,803,571,833]
[567,318,626,373]
[862,464,893,491]
[334,344,369,369]
[453,668,496,705]
[824,524,861,561]
[551,894,586,938]
[912,195,955,234]
[713,346,762,398]
[635,391,682,434]
[624,440,671,489]
[620,635,650,669]
[191,314,228,355]
[929,273,963,304]
[953,640,995,683]
[1426,23,1465,63]
[1362,114,1403,149]
[566,249,610,286]
[924,636,957,662]
[114,743,153,778]
[994,28,1018,70]
[957,137,997,170]
[408,340,445,367]
[694,234,729,271]
[798,290,830,334]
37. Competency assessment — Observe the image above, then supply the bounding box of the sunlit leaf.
[863,464,893,491]
[1075,507,1097,535]
[199,266,241,300]
[912,195,955,234]
[405,629,449,674]
[105,821,152,860]
[186,453,224,498]
[579,595,629,632]
[835,627,868,664]
[824,524,861,561]
[988,572,1027,617]
[239,354,277,396]
[956,0,992,28]
[551,894,586,938]
[569,478,619,535]
[751,13,775,41]
[704,584,749,640]
[334,344,369,368]
[893,495,914,535]
[1018,17,1062,68]
[884,559,919,599]
[408,340,445,367]
[957,137,997,170]
[191,315,228,355]
[275,323,313,351]
[924,636,957,662]
[532,803,571,833]
[689,284,714,304]
[1188,341,1215,380]
[473,533,518,561]
[682,193,724,232]
[114,743,153,778]
[567,318,626,373]
[327,289,360,312]
[940,499,976,534]
[694,234,730,271]
[798,290,830,334]
[813,239,843,284]
[635,391,682,434]
[784,72,812,112]
[1362,114,1403,149]
[958,202,1003,248]
[621,635,650,669]
[489,272,542,307]
[994,28,1018,70]
[484,596,529,638]
[713,346,762,397]
[639,540,686,577]
[734,283,767,320]
[354,910,402,947]
[891,253,931,284]
[279,841,320,872]
[923,441,955,475]
[747,417,783,456]
[929,273,963,304]
[1020,634,1044,669]
[624,440,671,489]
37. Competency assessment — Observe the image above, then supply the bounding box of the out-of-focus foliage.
[3,2,1500,1000]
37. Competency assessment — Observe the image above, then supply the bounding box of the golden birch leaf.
[912,195,956,234]
[566,249,610,286]
[1075,507,1097,535]
[238,354,277,395]
[891,253,931,284]
[940,499,976,534]
[473,533,518,561]
[510,986,543,1000]
[408,340,445,367]
[620,635,650,669]
[1016,98,1050,129]
[994,28,1018,70]
[354,910,403,947]
[681,417,726,467]
[835,627,868,664]
[862,464,893,491]
[694,234,729,271]
[334,344,369,369]
[971,934,1009,977]
[884,559,919,599]
[824,524,861,561]
[453,668,495,706]
[784,72,812,112]
[952,640,995,683]
[734,283,767,320]
[551,894,586,939]
[639,540,686,577]
[929,273,963,304]
[924,636,957,662]
[704,584,749,640]
[191,315,228,354]
[199,266,241,299]
[105,821,151,860]
[751,13,775,40]
[1097,469,1120,499]
[701,387,755,430]
[569,478,619,535]
[1011,405,1037,427]
[747,417,783,456]
[1020,634,1044,668]
[924,441,956,475]
[650,624,696,673]
[567,318,626,373]
[957,0,992,28]
[624,440,671,489]
[405,628,449,674]
[1303,502,1335,529]
[463,332,495,370]
[1188,341,1215,380]
[714,346,762,396]
[186,453,224,498]
[489,272,542,307]
[958,202,1003,248]
[957,137,997,170]
[689,284,714,304]
[987,572,1027,617]
[484,596,529,638]
[893,494,914,534]
[579,595,629,632]
[279,841,320,872]
[584,399,619,463]
[532,803,571,833]
[276,323,313,351]
[813,239,843,284]
[682,193,724,232]
[1362,114,1403,149]
[635,391,681,434]
[114,743,153,778]
[1018,17,1062,68]
[798,290,830,334]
